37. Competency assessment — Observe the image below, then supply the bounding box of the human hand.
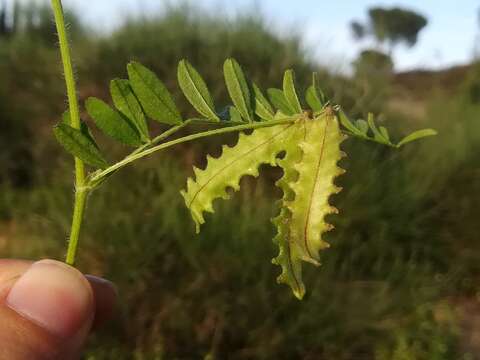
[0,259,116,359]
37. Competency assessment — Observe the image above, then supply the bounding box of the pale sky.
[10,0,480,72]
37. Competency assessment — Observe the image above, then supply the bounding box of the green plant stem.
[131,118,243,157]
[343,130,397,147]
[51,0,86,265]
[89,117,298,186]
[65,188,88,265]
[130,119,195,156]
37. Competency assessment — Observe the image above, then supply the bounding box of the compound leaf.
[178,59,219,122]
[53,123,108,169]
[86,97,142,147]
[128,61,182,125]
[110,79,150,142]
[223,58,254,123]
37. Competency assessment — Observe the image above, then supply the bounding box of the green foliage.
[252,83,275,121]
[305,73,326,112]
[110,79,150,142]
[268,88,295,115]
[223,58,254,122]
[177,59,219,122]
[53,123,108,169]
[283,69,303,113]
[85,97,143,147]
[127,61,182,125]
[339,110,437,147]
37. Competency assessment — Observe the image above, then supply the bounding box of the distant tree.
[353,49,393,75]
[350,20,365,41]
[351,7,428,54]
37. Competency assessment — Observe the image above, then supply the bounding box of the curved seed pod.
[181,122,299,233]
[272,120,307,299]
[287,109,346,265]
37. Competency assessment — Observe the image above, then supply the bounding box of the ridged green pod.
[181,123,299,233]
[272,120,307,299]
[287,110,346,265]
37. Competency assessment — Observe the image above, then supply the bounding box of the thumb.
[0,259,105,360]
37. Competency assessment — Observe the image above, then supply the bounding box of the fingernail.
[85,275,117,329]
[6,260,93,338]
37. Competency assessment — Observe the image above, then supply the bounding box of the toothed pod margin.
[286,111,346,266]
[181,122,300,233]
[182,110,346,299]
[272,120,307,299]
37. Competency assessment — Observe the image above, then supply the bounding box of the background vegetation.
[0,3,479,359]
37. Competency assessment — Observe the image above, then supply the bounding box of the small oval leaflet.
[178,59,220,122]
[128,62,182,125]
[86,97,143,147]
[223,58,254,123]
[267,88,296,116]
[397,129,438,147]
[252,83,274,121]
[54,123,108,169]
[110,78,150,142]
[283,69,303,114]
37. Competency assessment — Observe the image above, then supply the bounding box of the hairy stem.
[51,0,86,265]
[89,117,299,187]
[65,188,88,265]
